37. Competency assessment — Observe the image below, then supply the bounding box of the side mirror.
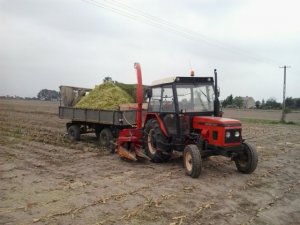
[146,88,152,99]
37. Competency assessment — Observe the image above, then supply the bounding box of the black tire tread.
[183,145,202,178]
[68,124,80,141]
[144,119,171,163]
[235,142,258,174]
[99,128,113,148]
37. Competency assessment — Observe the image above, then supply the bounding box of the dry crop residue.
[1,99,300,225]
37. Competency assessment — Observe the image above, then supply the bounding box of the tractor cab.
[148,76,216,115]
[145,76,219,149]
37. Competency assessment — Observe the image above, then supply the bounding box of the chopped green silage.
[75,82,134,110]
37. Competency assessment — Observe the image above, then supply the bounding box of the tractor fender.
[144,113,168,137]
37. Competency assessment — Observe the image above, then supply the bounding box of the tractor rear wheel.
[144,119,171,163]
[68,124,80,141]
[99,128,113,148]
[183,145,202,178]
[235,142,258,174]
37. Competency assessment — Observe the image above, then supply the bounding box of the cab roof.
[151,76,214,86]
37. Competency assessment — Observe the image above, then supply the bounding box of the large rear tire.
[68,124,80,141]
[235,142,258,174]
[183,145,202,178]
[144,119,171,163]
[99,128,113,148]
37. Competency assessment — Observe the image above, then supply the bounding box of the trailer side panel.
[59,106,137,126]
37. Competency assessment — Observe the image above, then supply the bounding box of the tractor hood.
[193,116,241,127]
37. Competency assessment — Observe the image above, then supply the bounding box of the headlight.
[234,131,240,137]
[225,131,231,138]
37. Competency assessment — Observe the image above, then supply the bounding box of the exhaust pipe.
[214,69,220,117]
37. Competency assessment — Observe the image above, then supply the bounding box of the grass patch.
[240,118,299,126]
[284,121,297,125]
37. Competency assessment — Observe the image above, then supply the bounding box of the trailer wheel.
[68,124,80,141]
[99,128,113,148]
[95,126,101,139]
[144,119,171,163]
[235,142,258,174]
[183,145,202,178]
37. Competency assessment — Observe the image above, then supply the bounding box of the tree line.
[0,89,60,101]
[2,85,300,110]
[37,89,59,101]
[222,94,300,110]
[285,97,300,109]
[222,95,244,108]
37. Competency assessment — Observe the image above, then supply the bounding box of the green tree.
[261,99,265,108]
[285,97,300,109]
[265,98,281,109]
[285,97,294,108]
[103,77,113,83]
[295,98,300,109]
[233,96,244,108]
[37,89,59,101]
[222,94,233,107]
[255,101,261,109]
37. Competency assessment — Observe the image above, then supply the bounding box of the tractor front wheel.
[235,142,258,174]
[144,119,171,163]
[183,145,202,178]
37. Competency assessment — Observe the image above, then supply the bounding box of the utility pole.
[279,65,290,123]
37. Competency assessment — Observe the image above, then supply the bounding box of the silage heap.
[75,82,134,110]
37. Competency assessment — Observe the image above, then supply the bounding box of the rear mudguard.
[144,113,168,136]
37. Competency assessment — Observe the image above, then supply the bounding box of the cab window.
[161,86,175,112]
[148,87,161,112]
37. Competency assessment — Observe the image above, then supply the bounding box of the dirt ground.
[1,99,300,225]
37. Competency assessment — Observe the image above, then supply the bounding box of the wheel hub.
[147,129,157,155]
[185,152,193,172]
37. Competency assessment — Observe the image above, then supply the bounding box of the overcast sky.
[1,0,299,101]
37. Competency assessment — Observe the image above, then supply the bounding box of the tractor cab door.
[147,85,189,137]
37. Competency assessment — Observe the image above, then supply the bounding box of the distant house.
[241,96,255,108]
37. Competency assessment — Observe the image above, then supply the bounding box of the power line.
[82,0,198,40]
[105,0,278,65]
[82,0,280,66]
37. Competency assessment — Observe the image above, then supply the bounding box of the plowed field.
[1,100,299,225]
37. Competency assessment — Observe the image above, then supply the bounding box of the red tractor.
[116,63,258,178]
